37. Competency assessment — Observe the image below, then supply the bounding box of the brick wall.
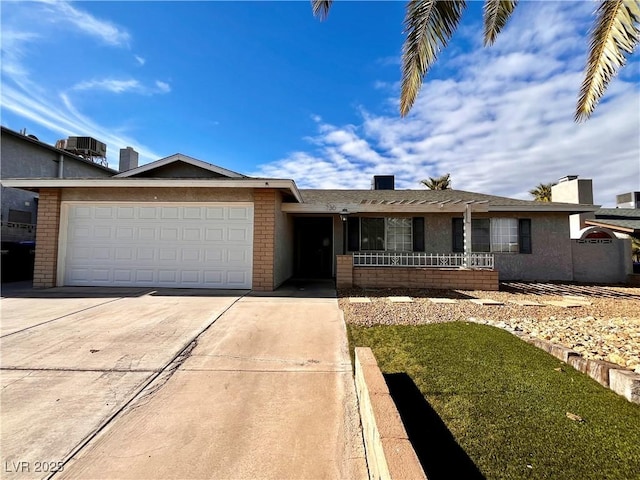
[33,189,61,288]
[335,260,499,291]
[252,189,276,291]
[336,255,353,288]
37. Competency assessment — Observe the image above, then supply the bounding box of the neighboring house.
[1,126,117,281]
[3,154,630,290]
[551,177,634,283]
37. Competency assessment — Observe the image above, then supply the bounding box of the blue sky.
[1,0,638,206]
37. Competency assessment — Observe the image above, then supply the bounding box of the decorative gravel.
[339,284,640,373]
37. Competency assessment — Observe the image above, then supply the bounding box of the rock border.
[469,320,640,404]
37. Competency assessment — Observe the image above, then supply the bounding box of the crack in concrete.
[46,293,246,480]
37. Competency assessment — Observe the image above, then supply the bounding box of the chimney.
[551,175,593,204]
[119,147,139,172]
[372,175,395,190]
[550,175,595,239]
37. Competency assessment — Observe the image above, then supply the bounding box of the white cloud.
[155,81,171,93]
[70,78,171,96]
[0,2,166,169]
[135,55,146,66]
[1,83,161,168]
[72,79,141,94]
[39,0,130,47]
[252,2,639,207]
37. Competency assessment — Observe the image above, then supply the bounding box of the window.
[491,218,518,252]
[7,209,32,224]
[386,217,412,251]
[361,218,385,250]
[472,219,491,252]
[348,217,419,252]
[452,217,532,254]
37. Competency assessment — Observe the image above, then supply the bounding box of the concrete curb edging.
[354,347,428,480]
[468,321,640,404]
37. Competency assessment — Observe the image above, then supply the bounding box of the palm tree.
[311,0,640,122]
[529,183,553,202]
[421,173,451,190]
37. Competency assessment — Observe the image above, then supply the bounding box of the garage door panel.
[205,207,225,220]
[94,206,114,218]
[161,207,179,219]
[63,204,253,288]
[228,227,250,243]
[116,206,135,219]
[205,228,224,241]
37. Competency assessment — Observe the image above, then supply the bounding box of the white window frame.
[490,218,519,253]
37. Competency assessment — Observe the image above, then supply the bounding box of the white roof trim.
[1,178,302,203]
[114,153,246,178]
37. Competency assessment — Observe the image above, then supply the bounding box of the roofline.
[284,202,598,214]
[114,153,246,178]
[1,126,118,174]
[282,202,490,213]
[585,219,636,233]
[487,204,600,213]
[0,178,302,202]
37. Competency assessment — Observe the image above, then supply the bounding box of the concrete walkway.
[1,286,366,479]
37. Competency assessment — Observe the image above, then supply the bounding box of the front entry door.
[294,217,333,278]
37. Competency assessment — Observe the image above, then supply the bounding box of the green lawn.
[348,322,640,480]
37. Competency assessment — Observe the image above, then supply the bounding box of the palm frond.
[421,173,451,190]
[483,0,518,46]
[400,0,467,116]
[528,183,553,202]
[311,0,333,21]
[576,0,640,122]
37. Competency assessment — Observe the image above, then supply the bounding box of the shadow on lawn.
[384,373,485,480]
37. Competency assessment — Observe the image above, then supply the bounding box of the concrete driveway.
[1,287,366,479]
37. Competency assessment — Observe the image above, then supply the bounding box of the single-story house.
[585,208,640,239]
[1,155,631,291]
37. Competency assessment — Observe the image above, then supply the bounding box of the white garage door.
[61,203,253,288]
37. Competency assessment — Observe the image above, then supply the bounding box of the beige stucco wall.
[491,212,573,281]
[274,192,294,288]
[61,187,253,203]
[571,238,632,283]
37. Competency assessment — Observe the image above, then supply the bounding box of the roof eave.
[585,220,636,233]
[0,178,303,203]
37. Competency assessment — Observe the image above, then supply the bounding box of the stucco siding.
[423,212,573,281]
[274,192,294,287]
[492,213,573,281]
[134,162,225,178]
[571,238,632,283]
[424,214,453,252]
[1,133,113,179]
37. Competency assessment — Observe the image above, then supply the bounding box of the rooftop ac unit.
[64,136,107,157]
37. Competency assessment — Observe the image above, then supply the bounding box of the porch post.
[463,204,472,267]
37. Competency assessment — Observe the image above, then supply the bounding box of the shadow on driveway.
[384,373,485,480]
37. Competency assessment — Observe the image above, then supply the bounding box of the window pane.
[386,217,412,251]
[491,218,518,253]
[361,218,385,250]
[472,219,491,252]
